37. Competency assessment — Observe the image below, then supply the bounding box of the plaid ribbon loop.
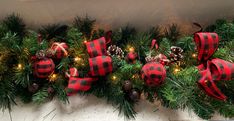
[86,37,107,57]
[65,67,98,96]
[89,56,113,76]
[195,32,234,100]
[66,76,98,96]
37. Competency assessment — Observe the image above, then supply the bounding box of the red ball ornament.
[126,52,137,63]
[51,42,68,59]
[33,58,55,78]
[141,62,166,87]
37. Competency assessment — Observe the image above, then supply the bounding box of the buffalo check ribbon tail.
[194,32,234,100]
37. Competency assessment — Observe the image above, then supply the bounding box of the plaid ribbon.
[89,56,113,76]
[141,62,166,87]
[66,77,98,96]
[33,58,55,78]
[194,32,219,61]
[51,42,68,59]
[85,37,107,57]
[195,32,234,100]
[65,67,98,96]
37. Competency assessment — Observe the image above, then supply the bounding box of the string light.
[74,57,82,62]
[192,53,197,58]
[83,40,87,44]
[49,74,57,82]
[17,63,23,70]
[129,47,135,52]
[174,68,180,73]
[132,74,139,79]
[112,75,117,80]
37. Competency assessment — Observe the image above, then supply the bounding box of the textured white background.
[0,0,234,121]
[0,95,227,121]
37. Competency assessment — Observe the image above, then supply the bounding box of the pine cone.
[145,55,156,63]
[171,46,183,54]
[107,45,124,58]
[169,46,184,62]
[36,50,46,59]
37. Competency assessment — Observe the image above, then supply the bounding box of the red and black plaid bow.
[86,37,113,76]
[194,32,234,100]
[66,36,113,96]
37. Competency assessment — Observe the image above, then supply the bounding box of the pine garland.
[0,14,234,120]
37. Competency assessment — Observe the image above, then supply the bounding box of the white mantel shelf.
[0,95,227,121]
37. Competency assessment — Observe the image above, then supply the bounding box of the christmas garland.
[0,14,234,120]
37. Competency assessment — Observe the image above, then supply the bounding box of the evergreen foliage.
[0,15,234,120]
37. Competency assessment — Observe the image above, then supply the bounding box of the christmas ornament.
[123,80,132,91]
[35,50,46,59]
[169,46,183,62]
[194,32,234,100]
[89,56,113,76]
[141,62,166,87]
[33,58,55,78]
[51,42,68,59]
[126,52,137,64]
[47,86,55,95]
[129,89,140,102]
[28,83,39,93]
[66,77,98,96]
[65,67,79,78]
[107,45,124,58]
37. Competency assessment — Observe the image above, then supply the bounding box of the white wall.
[0,0,234,33]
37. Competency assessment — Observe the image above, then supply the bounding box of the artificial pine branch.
[14,64,32,87]
[164,24,181,43]
[39,24,68,41]
[2,13,26,41]
[73,16,96,40]
[32,87,49,104]
[147,26,163,40]
[0,14,234,120]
